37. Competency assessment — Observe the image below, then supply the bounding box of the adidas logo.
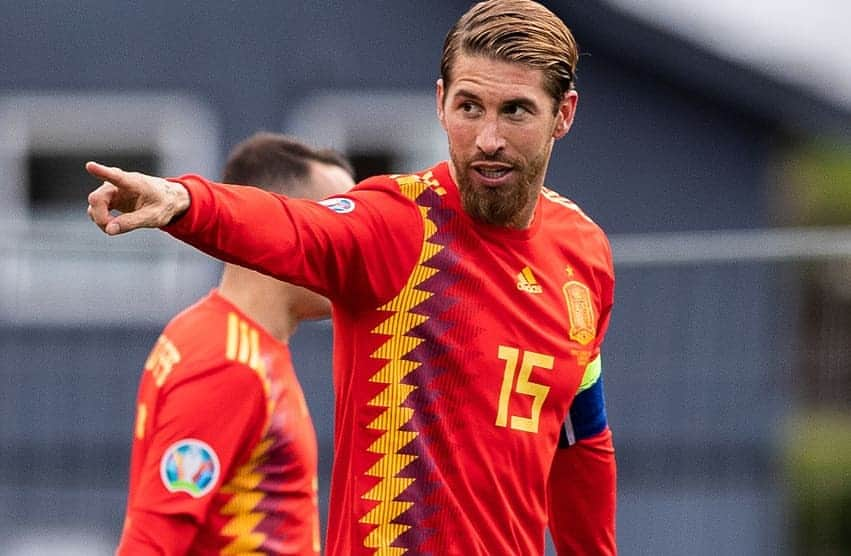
[517,266,542,294]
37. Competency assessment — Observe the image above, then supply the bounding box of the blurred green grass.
[786,409,851,555]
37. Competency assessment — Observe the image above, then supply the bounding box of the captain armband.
[558,355,608,448]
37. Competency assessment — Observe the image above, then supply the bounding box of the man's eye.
[461,101,477,112]
[505,104,528,117]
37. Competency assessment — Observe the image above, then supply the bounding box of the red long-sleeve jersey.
[165,161,616,555]
[118,290,320,555]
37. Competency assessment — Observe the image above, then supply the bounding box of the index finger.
[85,161,129,184]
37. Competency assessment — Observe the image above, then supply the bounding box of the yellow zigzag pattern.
[220,437,276,554]
[359,175,441,554]
[220,314,276,554]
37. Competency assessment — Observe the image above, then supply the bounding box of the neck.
[217,265,298,343]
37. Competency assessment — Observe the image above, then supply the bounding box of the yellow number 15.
[495,346,554,433]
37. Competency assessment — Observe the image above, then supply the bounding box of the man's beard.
[453,150,546,228]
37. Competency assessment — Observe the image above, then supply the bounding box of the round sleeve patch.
[318,197,356,214]
[159,439,220,498]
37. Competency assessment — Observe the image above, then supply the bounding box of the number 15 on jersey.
[495,346,554,434]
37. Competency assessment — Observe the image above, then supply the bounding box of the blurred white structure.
[605,0,851,109]
[2,528,112,556]
[0,93,220,326]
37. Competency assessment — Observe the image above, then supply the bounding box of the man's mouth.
[471,163,513,185]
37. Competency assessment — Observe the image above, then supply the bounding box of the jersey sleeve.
[547,231,617,555]
[118,361,268,552]
[116,510,198,555]
[547,359,617,555]
[547,427,617,555]
[163,174,424,311]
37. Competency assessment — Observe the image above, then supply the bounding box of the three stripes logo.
[516,266,543,294]
[226,313,263,372]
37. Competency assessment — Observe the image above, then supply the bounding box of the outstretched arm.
[85,163,423,309]
[86,161,190,235]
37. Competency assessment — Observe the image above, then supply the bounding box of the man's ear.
[436,78,447,130]
[553,90,579,140]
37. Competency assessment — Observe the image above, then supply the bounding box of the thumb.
[105,208,159,235]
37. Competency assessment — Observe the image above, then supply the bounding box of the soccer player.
[116,133,355,555]
[88,1,617,554]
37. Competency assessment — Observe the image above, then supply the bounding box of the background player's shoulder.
[154,294,234,385]
[162,294,227,342]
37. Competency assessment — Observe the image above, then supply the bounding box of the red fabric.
[117,510,198,555]
[165,162,616,555]
[119,291,320,555]
[166,176,424,310]
[548,428,617,555]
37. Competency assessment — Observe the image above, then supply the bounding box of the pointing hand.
[86,161,190,235]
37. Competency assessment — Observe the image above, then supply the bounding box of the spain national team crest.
[160,439,220,498]
[563,280,597,346]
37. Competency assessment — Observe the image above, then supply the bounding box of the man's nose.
[475,118,506,155]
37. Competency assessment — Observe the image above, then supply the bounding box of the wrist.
[164,178,191,225]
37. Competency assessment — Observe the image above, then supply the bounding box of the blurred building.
[0,1,849,555]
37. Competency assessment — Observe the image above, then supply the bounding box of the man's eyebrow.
[510,97,537,107]
[452,89,539,109]
[452,89,483,102]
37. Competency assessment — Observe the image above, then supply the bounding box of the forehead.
[446,52,549,102]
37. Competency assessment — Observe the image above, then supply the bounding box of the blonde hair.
[440,0,579,110]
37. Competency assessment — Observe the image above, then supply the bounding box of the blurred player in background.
[90,1,617,554]
[116,132,355,555]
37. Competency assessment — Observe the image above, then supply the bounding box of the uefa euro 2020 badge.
[318,197,356,214]
[160,439,220,498]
